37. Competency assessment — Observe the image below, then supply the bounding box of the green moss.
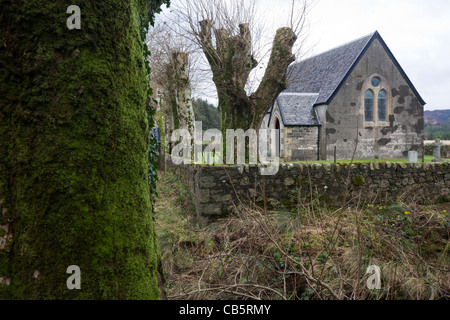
[0,0,168,299]
[351,175,365,187]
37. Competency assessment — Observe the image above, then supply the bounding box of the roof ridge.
[279,92,319,96]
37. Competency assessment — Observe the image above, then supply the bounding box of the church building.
[263,31,426,161]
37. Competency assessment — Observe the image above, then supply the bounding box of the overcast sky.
[160,0,449,111]
[259,0,450,111]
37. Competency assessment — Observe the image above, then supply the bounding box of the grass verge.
[154,171,450,300]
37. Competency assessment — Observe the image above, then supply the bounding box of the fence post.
[334,146,337,164]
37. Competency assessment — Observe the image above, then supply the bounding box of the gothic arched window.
[378,90,387,122]
[364,90,374,122]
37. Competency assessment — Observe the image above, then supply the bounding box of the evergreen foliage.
[192,98,221,131]
[424,122,450,140]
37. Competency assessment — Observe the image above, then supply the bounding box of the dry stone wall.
[169,162,450,225]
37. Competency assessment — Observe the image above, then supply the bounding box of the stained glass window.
[378,90,387,122]
[365,90,374,122]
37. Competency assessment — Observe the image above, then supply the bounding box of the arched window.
[362,75,390,125]
[364,90,374,122]
[378,90,387,122]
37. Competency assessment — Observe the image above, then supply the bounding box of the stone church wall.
[284,126,319,161]
[323,38,424,161]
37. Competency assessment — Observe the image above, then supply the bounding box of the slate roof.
[285,33,374,105]
[272,31,426,126]
[276,93,319,126]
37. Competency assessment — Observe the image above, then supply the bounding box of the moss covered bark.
[0,0,167,299]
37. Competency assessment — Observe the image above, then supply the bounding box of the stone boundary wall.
[169,162,450,225]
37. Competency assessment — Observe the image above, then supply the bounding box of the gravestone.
[408,151,418,163]
[431,139,444,162]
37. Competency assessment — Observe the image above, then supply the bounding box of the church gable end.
[324,35,425,160]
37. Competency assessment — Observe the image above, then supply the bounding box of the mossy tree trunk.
[199,20,297,136]
[0,0,167,299]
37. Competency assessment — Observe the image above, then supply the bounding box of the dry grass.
[154,171,450,300]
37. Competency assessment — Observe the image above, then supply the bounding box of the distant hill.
[424,110,450,125]
[424,109,450,140]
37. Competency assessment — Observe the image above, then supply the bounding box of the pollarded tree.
[167,0,310,134]
[199,19,296,132]
[0,0,168,299]
[161,52,196,139]
[146,24,197,145]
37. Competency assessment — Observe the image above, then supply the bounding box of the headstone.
[431,139,444,162]
[408,151,418,163]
